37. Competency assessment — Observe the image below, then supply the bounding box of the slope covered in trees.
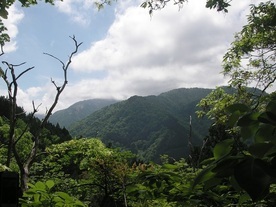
[49,99,118,128]
[0,96,72,148]
[69,88,213,162]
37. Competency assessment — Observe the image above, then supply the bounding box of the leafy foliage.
[127,158,253,206]
[32,138,135,206]
[141,0,231,15]
[20,180,86,207]
[196,86,266,124]
[194,95,276,203]
[223,1,276,92]
[0,0,56,19]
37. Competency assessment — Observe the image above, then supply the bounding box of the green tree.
[0,0,56,19]
[194,1,276,204]
[141,0,232,14]
[32,138,135,207]
[194,94,276,203]
[223,1,276,93]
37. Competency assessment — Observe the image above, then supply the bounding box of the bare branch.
[16,66,34,81]
[41,36,82,125]
[43,52,65,68]
[51,77,59,90]
[32,101,42,114]
[23,36,82,190]
[2,36,81,192]
[2,61,27,67]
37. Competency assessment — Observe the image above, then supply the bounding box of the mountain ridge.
[68,87,213,162]
[49,99,118,128]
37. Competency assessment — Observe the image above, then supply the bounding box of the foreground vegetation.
[1,87,275,206]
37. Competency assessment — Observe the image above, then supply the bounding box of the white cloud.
[16,0,265,113]
[1,5,24,53]
[55,0,98,26]
[72,1,249,71]
[67,0,256,104]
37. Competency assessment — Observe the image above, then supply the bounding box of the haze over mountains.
[49,88,214,162]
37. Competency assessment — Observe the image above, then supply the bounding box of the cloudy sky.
[0,0,263,113]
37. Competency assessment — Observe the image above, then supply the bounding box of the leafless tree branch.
[1,36,82,192]
[20,36,82,191]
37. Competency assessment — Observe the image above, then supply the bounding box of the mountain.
[49,99,118,128]
[69,88,213,162]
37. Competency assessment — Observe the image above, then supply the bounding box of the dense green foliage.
[193,2,276,204]
[69,88,212,162]
[20,180,85,207]
[223,1,276,92]
[193,94,276,203]
[31,138,135,207]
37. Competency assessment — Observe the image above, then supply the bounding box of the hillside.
[69,88,213,162]
[49,99,118,128]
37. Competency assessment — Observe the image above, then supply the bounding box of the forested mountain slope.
[69,88,213,162]
[49,99,118,128]
[0,96,72,148]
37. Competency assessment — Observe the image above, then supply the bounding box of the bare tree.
[0,36,82,191]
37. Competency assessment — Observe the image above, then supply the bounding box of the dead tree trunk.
[1,36,82,192]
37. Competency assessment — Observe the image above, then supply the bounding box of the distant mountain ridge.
[49,99,118,128]
[68,88,213,162]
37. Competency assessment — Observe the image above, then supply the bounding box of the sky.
[0,0,266,114]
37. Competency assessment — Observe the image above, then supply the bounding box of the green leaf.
[140,2,147,8]
[204,177,222,189]
[161,163,178,170]
[240,122,259,141]
[255,124,276,143]
[213,139,234,160]
[237,112,259,127]
[212,156,240,177]
[229,176,242,191]
[249,143,274,158]
[266,100,276,116]
[266,112,276,124]
[34,181,46,191]
[53,196,64,203]
[228,110,241,127]
[55,192,74,203]
[75,200,86,207]
[0,8,8,19]
[238,193,251,204]
[258,112,275,124]
[45,180,55,190]
[234,157,272,201]
[33,194,40,203]
[192,166,215,189]
[226,103,249,113]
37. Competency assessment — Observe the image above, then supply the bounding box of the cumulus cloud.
[55,0,97,26]
[15,0,264,112]
[67,0,256,104]
[1,5,24,52]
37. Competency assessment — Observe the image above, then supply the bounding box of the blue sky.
[0,0,267,113]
